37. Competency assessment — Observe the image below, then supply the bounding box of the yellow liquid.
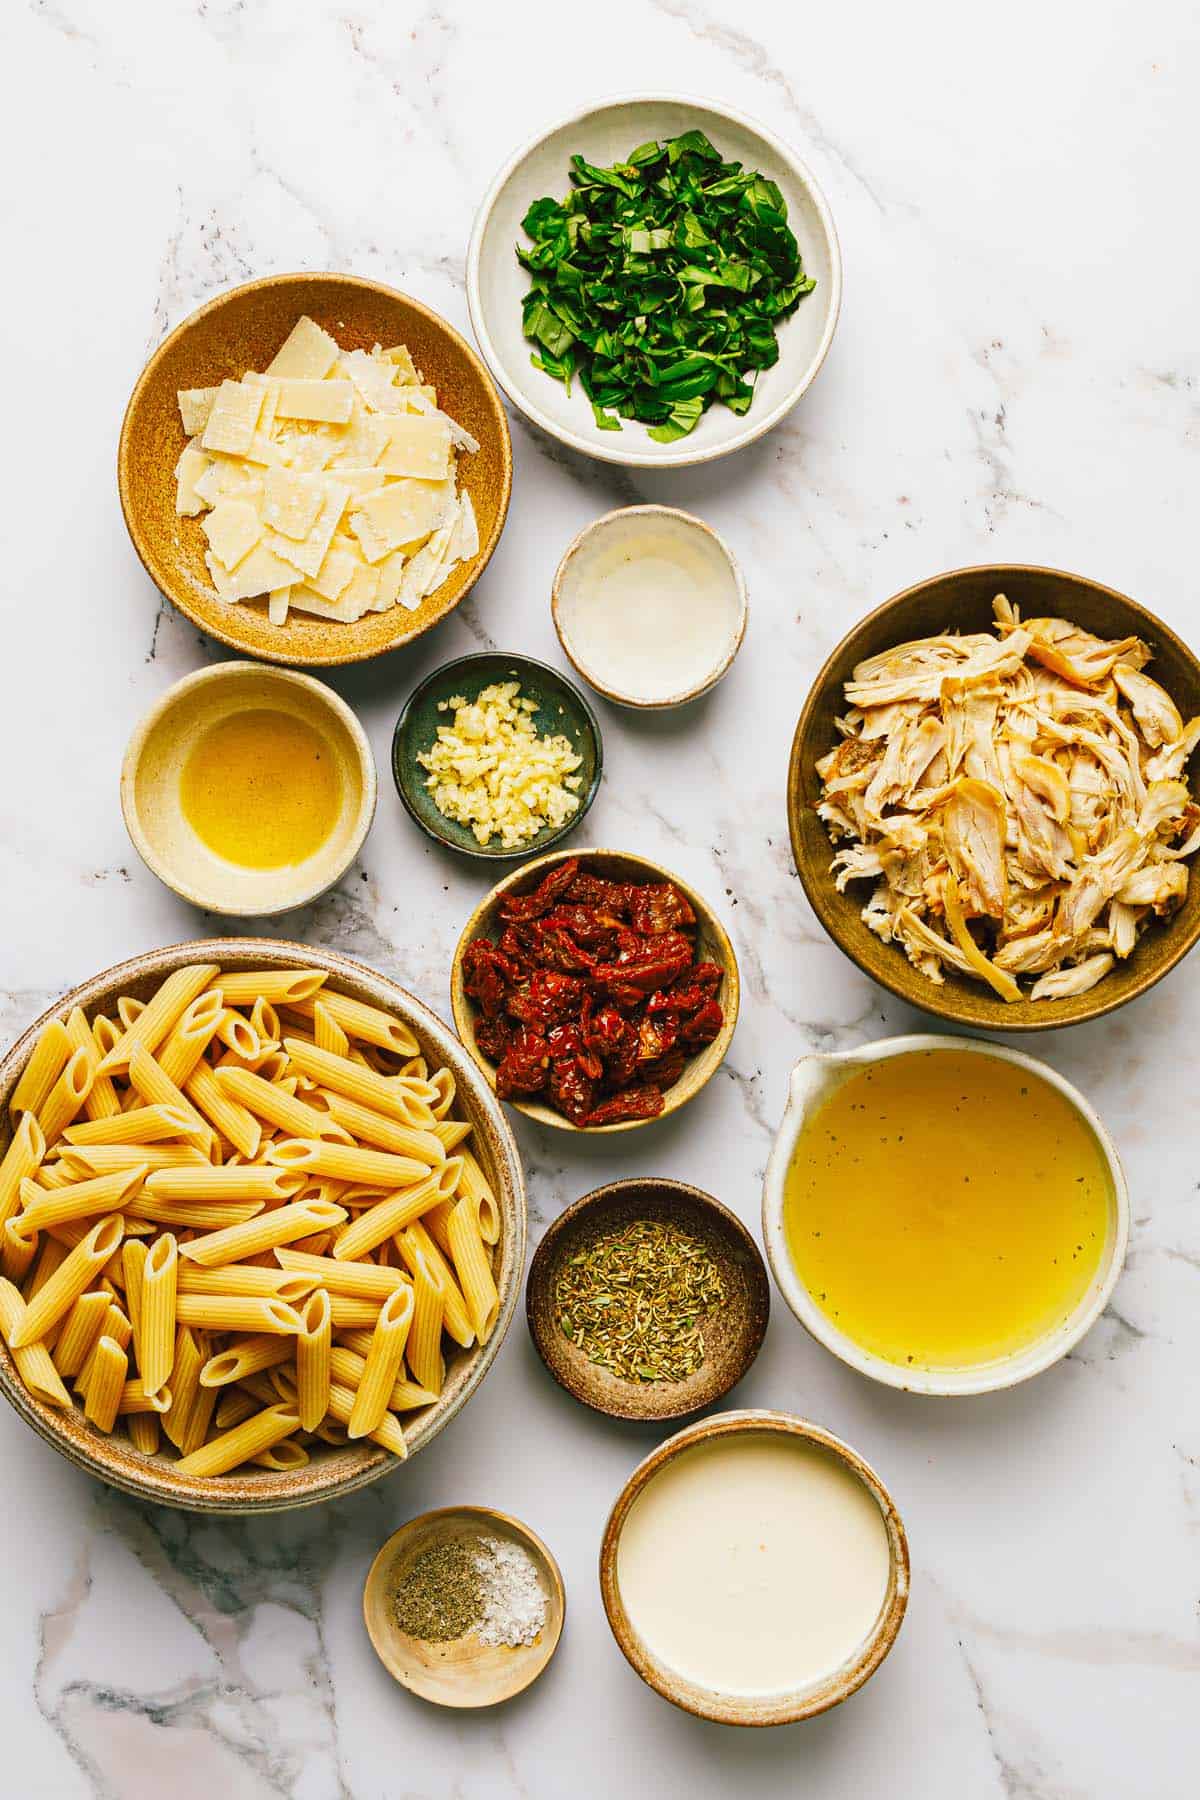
[783,1048,1113,1370]
[179,709,343,871]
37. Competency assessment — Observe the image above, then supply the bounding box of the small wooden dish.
[363,1506,565,1708]
[788,563,1200,1030]
[392,651,603,858]
[600,1410,909,1727]
[118,272,511,667]
[450,848,740,1134]
[526,1180,769,1421]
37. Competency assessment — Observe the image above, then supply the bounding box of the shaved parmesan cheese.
[262,467,324,542]
[178,387,219,436]
[266,315,340,381]
[349,478,455,562]
[205,542,300,603]
[377,413,453,481]
[174,443,210,516]
[202,499,263,571]
[201,380,266,456]
[274,379,354,424]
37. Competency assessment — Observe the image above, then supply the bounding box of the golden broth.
[179,708,343,871]
[783,1047,1113,1370]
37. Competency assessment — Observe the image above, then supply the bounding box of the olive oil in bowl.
[782,1046,1115,1374]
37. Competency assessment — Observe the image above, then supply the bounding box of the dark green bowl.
[392,652,603,859]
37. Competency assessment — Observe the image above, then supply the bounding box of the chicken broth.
[783,1047,1113,1369]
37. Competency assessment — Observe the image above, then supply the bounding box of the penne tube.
[214,1389,258,1430]
[348,1284,413,1438]
[420,1197,453,1258]
[2,1218,39,1285]
[50,1291,112,1377]
[25,1237,70,1316]
[127,1044,212,1147]
[175,1402,301,1477]
[251,1438,309,1471]
[179,1376,219,1458]
[59,1144,209,1176]
[446,1197,499,1344]
[16,1166,145,1233]
[314,1090,444,1162]
[127,1198,266,1230]
[162,1326,204,1449]
[179,1199,347,1268]
[118,1378,172,1415]
[0,1112,46,1228]
[287,991,418,1056]
[214,1006,261,1059]
[63,1105,196,1147]
[31,1161,74,1192]
[37,1048,94,1146]
[177,1265,314,1302]
[213,1066,351,1144]
[296,1288,331,1431]
[282,1038,435,1125]
[329,1344,437,1413]
[183,1058,262,1161]
[312,1417,349,1447]
[11,1021,73,1119]
[455,1152,501,1243]
[274,1247,410,1299]
[213,1040,282,1077]
[428,1067,456,1120]
[116,997,146,1030]
[250,996,280,1043]
[398,1221,473,1349]
[0,1277,72,1406]
[175,1294,303,1335]
[311,1000,349,1058]
[155,989,227,1088]
[48,1215,150,1250]
[324,1379,406,1459]
[145,1165,301,1203]
[139,1233,177,1394]
[236,1371,285,1408]
[328,1294,382,1328]
[64,1007,119,1122]
[10,1214,124,1347]
[199,1333,293,1388]
[76,1302,132,1395]
[127,1411,160,1455]
[122,1240,147,1347]
[266,1138,431,1187]
[98,965,221,1076]
[330,1167,460,1263]
[208,971,327,1007]
[83,1335,127,1433]
[432,1119,472,1152]
[404,1259,445,1394]
[91,1015,120,1056]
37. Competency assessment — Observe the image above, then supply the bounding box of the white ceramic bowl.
[762,1035,1130,1396]
[551,505,748,708]
[467,94,842,469]
[121,663,377,916]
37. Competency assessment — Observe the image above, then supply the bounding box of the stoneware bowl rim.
[117,270,512,668]
[362,1503,566,1707]
[391,649,604,858]
[120,661,378,916]
[788,562,1200,1029]
[599,1407,909,1726]
[450,846,740,1134]
[761,1031,1130,1396]
[0,937,526,1513]
[466,91,842,470]
[550,504,749,709]
[524,1176,770,1420]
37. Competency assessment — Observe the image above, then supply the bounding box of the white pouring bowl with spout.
[761,1034,1130,1397]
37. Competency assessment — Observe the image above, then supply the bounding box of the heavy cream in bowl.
[552,506,747,708]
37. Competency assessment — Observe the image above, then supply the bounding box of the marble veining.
[2,0,1197,1795]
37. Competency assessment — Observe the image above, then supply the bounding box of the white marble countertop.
[2,2,1197,1795]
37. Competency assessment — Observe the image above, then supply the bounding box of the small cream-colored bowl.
[600,1410,909,1726]
[551,506,748,709]
[762,1035,1130,1397]
[363,1506,566,1708]
[121,663,376,916]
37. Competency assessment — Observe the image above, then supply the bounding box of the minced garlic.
[417,680,583,848]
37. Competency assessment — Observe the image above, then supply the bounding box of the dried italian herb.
[554,1218,726,1382]
[517,129,815,441]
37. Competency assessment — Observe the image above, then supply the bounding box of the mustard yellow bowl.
[0,939,525,1514]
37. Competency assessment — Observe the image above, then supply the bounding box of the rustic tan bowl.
[363,1505,565,1708]
[0,939,525,1513]
[118,272,512,667]
[526,1179,769,1421]
[599,1409,909,1726]
[789,564,1200,1030]
[450,849,739,1134]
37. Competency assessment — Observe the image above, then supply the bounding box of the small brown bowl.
[526,1180,769,1421]
[363,1506,565,1707]
[118,272,512,667]
[599,1410,909,1727]
[788,563,1200,1030]
[450,848,740,1134]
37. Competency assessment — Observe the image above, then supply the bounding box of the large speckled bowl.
[0,940,525,1513]
[789,565,1200,1030]
[118,273,512,667]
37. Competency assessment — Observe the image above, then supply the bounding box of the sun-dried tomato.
[583,1085,666,1127]
[473,1012,513,1064]
[627,882,697,936]
[461,940,521,1017]
[637,1014,679,1063]
[539,905,624,952]
[507,968,585,1030]
[563,870,628,910]
[531,926,597,976]
[495,1026,551,1099]
[681,1000,725,1049]
[548,1055,596,1124]
[499,859,579,923]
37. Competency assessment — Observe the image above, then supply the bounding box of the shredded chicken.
[817,596,1200,1001]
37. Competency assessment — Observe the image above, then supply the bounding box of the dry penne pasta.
[266,1138,432,1187]
[312,1000,349,1058]
[397,1220,473,1348]
[348,1284,413,1437]
[51,1291,112,1377]
[282,1038,434,1124]
[162,1325,204,1449]
[118,1378,173,1415]
[180,1368,218,1456]
[213,1066,351,1143]
[11,1215,124,1347]
[179,1198,347,1267]
[432,1119,473,1152]
[183,1058,262,1160]
[331,1165,461,1263]
[447,1196,500,1344]
[11,1021,73,1118]
[122,1241,147,1343]
[63,1105,196,1147]
[2,1218,39,1285]
[251,1438,309,1471]
[77,1303,132,1395]
[288,991,418,1056]
[25,1236,70,1307]
[99,966,221,1076]
[324,1380,407,1459]
[215,1005,261,1058]
[296,1288,331,1431]
[317,1089,445,1159]
[209,971,327,1007]
[16,1166,144,1233]
[329,1343,438,1412]
[199,1333,293,1387]
[64,1007,119,1122]
[0,1278,72,1406]
[175,1402,300,1476]
[146,1165,302,1202]
[37,1048,94,1145]
[455,1152,501,1242]
[139,1233,177,1395]
[177,1265,314,1302]
[83,1335,128,1432]
[420,1197,454,1258]
[176,1295,303,1335]
[116,997,146,1030]
[274,1247,409,1299]
[127,1411,161,1455]
[0,1111,45,1228]
[405,1257,445,1394]
[328,1294,383,1328]
[128,1198,267,1230]
[214,1388,258,1430]
[155,989,227,1088]
[127,1044,212,1146]
[60,1144,209,1175]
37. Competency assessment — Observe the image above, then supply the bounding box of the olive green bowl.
[392,652,603,859]
[788,564,1200,1031]
[0,939,525,1514]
